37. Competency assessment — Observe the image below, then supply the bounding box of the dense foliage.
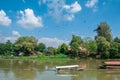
[0,22,120,59]
[95,22,112,42]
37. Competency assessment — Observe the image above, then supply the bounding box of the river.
[0,59,120,80]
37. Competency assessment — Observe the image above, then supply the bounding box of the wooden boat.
[104,61,120,66]
[99,61,120,69]
[55,65,84,71]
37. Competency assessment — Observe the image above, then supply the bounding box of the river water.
[0,59,120,80]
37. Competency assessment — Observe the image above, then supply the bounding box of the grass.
[37,54,71,60]
[0,54,72,60]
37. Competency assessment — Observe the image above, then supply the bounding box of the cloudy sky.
[0,0,120,47]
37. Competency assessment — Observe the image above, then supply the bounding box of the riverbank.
[0,54,72,60]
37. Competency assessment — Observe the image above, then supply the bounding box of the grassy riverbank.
[0,54,72,60]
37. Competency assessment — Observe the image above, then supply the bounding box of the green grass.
[0,54,71,60]
[37,54,71,60]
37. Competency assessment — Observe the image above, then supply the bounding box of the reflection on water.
[0,59,120,80]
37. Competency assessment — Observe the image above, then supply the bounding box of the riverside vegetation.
[0,22,120,59]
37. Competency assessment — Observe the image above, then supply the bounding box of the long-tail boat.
[99,61,120,69]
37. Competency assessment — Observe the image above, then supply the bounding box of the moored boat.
[99,61,120,69]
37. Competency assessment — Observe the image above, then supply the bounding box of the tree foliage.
[0,22,120,59]
[86,40,97,56]
[0,40,13,56]
[109,42,120,58]
[70,35,83,45]
[69,35,83,57]
[57,43,68,54]
[35,43,46,52]
[114,37,120,43]
[96,36,110,58]
[14,36,37,56]
[47,47,56,55]
[95,22,112,42]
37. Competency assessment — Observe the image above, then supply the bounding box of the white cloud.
[12,30,21,37]
[64,1,82,13]
[63,1,82,21]
[17,8,43,29]
[85,0,98,8]
[0,36,18,43]
[0,31,21,43]
[38,37,70,48]
[63,5,70,10]
[64,14,74,21]
[0,10,11,26]
[46,0,82,21]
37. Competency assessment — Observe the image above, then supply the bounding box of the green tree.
[69,35,83,57]
[0,43,5,55]
[70,42,80,57]
[109,42,120,58]
[70,34,83,45]
[14,36,37,56]
[109,37,120,58]
[114,37,120,43]
[35,43,46,52]
[96,36,110,58]
[95,22,112,42]
[47,47,56,55]
[57,43,68,54]
[87,40,97,57]
[4,40,13,56]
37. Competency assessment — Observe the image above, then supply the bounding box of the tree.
[4,40,13,56]
[95,22,112,42]
[70,34,83,45]
[87,40,97,57]
[0,40,13,56]
[0,43,5,55]
[46,47,56,55]
[109,37,120,58]
[69,35,83,57]
[14,36,37,56]
[96,36,110,58]
[109,42,120,58]
[35,43,46,52]
[70,42,80,57]
[114,37,120,43]
[57,43,68,54]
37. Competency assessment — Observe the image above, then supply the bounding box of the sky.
[0,0,120,47]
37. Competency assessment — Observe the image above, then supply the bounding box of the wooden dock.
[56,65,84,71]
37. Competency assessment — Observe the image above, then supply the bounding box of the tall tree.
[96,36,110,58]
[35,43,46,52]
[95,22,112,42]
[86,40,97,56]
[70,34,83,45]
[0,40,13,56]
[109,37,120,58]
[70,42,80,57]
[57,43,68,54]
[114,37,120,43]
[69,35,83,57]
[4,40,13,56]
[0,43,5,55]
[14,36,37,56]
[109,42,120,58]
[47,47,56,55]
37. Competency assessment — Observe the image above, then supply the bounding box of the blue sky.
[0,0,120,47]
